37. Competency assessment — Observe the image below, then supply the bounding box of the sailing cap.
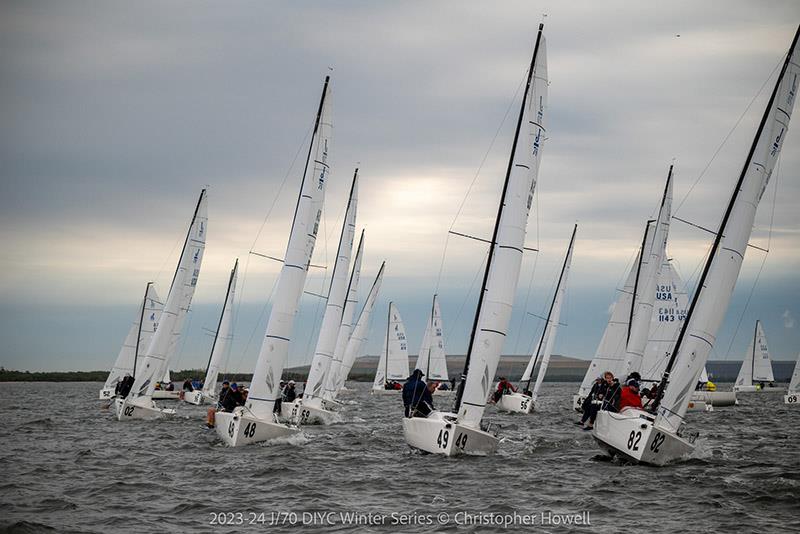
[626,379,640,388]
[288,380,295,385]
[231,383,238,389]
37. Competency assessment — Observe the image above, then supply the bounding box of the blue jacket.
[403,376,433,416]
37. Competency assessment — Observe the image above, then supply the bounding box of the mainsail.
[304,171,358,402]
[415,295,448,381]
[655,26,799,432]
[788,352,800,394]
[246,76,332,420]
[735,320,775,386]
[454,24,547,428]
[372,302,410,389]
[523,224,576,399]
[128,189,208,401]
[201,259,238,400]
[103,283,162,390]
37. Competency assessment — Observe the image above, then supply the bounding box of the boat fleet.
[99,23,800,465]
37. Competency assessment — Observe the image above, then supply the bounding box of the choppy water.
[0,382,798,533]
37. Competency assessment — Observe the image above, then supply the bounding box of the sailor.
[578,377,603,426]
[618,379,643,411]
[117,374,135,399]
[582,372,619,430]
[183,379,194,392]
[492,377,517,403]
[403,369,434,417]
[114,376,124,396]
[283,380,297,403]
[165,381,175,391]
[218,381,238,412]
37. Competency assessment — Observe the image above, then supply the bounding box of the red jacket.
[618,386,642,411]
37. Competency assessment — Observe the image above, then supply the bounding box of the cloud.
[784,309,795,329]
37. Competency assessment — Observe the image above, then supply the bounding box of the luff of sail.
[128,189,208,401]
[527,224,577,399]
[304,170,358,403]
[246,76,332,420]
[455,25,548,429]
[102,283,162,391]
[655,26,800,432]
[322,230,364,401]
[202,259,238,400]
[621,168,673,378]
[788,352,800,394]
[332,261,385,394]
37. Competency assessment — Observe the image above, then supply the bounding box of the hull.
[371,388,401,396]
[153,390,181,400]
[402,411,499,456]
[182,390,209,405]
[115,397,176,421]
[214,408,299,447]
[686,400,712,412]
[495,392,534,414]
[99,387,115,400]
[592,409,694,466]
[785,393,799,404]
[572,394,585,412]
[433,389,454,397]
[733,385,760,393]
[692,390,738,407]
[280,399,341,425]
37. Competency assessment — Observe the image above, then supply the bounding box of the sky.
[1,1,799,373]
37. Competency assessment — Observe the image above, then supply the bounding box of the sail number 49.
[437,430,468,450]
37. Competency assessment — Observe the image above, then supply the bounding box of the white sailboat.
[592,26,799,465]
[498,224,576,414]
[214,75,332,446]
[184,259,239,406]
[287,171,359,425]
[325,261,385,397]
[371,302,410,395]
[785,352,800,404]
[734,320,779,392]
[403,23,547,456]
[153,368,180,400]
[99,282,162,399]
[415,295,451,396]
[116,189,209,420]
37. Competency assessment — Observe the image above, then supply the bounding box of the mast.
[385,302,392,386]
[454,23,545,412]
[652,27,800,413]
[751,320,758,383]
[525,224,576,392]
[204,259,237,380]
[627,220,655,346]
[132,281,153,379]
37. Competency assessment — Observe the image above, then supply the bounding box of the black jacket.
[402,377,433,417]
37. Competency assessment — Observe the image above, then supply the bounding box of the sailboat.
[733,320,779,392]
[371,302,410,395]
[497,224,576,414]
[785,352,800,404]
[572,165,675,412]
[592,26,799,466]
[415,295,451,396]
[116,189,208,420]
[214,75,332,446]
[286,172,359,425]
[153,368,180,400]
[324,261,385,398]
[99,283,162,399]
[184,259,238,405]
[403,23,548,456]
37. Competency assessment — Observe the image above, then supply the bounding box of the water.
[1,382,798,533]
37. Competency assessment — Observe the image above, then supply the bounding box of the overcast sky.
[1,1,799,373]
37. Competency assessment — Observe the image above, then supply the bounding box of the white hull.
[280,399,341,425]
[733,385,759,393]
[153,390,181,400]
[785,393,799,404]
[182,390,211,405]
[99,387,115,400]
[402,411,499,456]
[592,409,694,466]
[692,390,738,407]
[214,408,299,447]
[495,392,534,414]
[686,400,712,412]
[371,388,401,396]
[572,394,585,413]
[115,397,176,421]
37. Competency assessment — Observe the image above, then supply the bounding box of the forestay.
[322,231,364,401]
[201,259,239,400]
[656,27,800,432]
[735,321,775,386]
[415,295,448,381]
[456,27,548,428]
[128,189,208,401]
[331,261,385,395]
[304,171,358,402]
[246,77,332,420]
[103,283,162,390]
[372,302,409,389]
